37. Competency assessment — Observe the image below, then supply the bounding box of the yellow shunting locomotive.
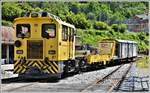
[13,12,138,79]
[14,12,76,78]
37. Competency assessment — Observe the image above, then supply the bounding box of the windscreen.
[99,42,114,55]
[42,24,56,38]
[16,24,30,38]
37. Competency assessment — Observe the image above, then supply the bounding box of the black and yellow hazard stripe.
[46,61,58,74]
[27,60,59,74]
[14,60,19,74]
[14,59,59,74]
[14,60,26,74]
[25,60,44,69]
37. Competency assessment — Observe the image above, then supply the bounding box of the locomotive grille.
[27,40,43,59]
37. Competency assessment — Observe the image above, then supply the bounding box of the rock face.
[2,26,14,44]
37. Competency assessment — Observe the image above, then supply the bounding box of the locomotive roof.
[14,12,75,29]
[116,39,137,44]
[100,39,137,44]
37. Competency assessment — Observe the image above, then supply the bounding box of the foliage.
[2,2,148,29]
[111,24,127,33]
[119,24,127,33]
[18,3,33,12]
[94,21,109,30]
[2,3,23,21]
[77,28,148,52]
[66,12,91,29]
[2,20,13,27]
[111,24,120,32]
[2,2,148,52]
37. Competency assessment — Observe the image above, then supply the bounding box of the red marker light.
[16,50,23,54]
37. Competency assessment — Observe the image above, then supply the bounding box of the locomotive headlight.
[15,40,21,47]
[16,50,23,54]
[48,50,56,54]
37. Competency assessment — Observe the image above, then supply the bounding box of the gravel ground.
[2,65,121,92]
[118,61,149,92]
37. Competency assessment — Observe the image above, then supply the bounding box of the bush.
[119,24,127,33]
[94,21,108,30]
[111,24,127,33]
[111,24,120,32]
[109,30,115,35]
[2,20,13,27]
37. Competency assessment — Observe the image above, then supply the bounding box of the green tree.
[66,12,90,29]
[18,3,33,12]
[87,12,95,20]
[111,24,120,32]
[119,24,127,33]
[70,3,80,14]
[2,3,23,21]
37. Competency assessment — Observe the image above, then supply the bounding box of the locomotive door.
[60,25,69,60]
[68,28,74,59]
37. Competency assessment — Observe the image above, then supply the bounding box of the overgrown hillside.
[77,29,148,52]
[2,2,148,52]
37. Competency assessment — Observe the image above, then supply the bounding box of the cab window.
[16,24,30,38]
[42,24,56,38]
[62,25,68,41]
[72,28,75,41]
[69,27,71,41]
[69,28,74,42]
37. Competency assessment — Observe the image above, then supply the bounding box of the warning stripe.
[37,61,43,67]
[16,66,23,73]
[19,65,26,73]
[45,69,50,73]
[47,67,55,74]
[14,60,27,74]
[26,60,31,66]
[51,61,58,70]
[48,61,58,73]
[21,68,26,73]
[14,59,59,74]
[14,60,20,74]
[32,62,41,69]
[14,60,20,69]
[14,66,20,74]
[28,61,34,66]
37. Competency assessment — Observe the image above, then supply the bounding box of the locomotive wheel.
[62,61,69,77]
[79,59,87,72]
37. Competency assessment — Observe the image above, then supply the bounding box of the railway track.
[2,78,49,92]
[80,62,133,93]
[2,62,133,92]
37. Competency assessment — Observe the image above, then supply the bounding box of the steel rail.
[108,62,133,92]
[80,64,123,93]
